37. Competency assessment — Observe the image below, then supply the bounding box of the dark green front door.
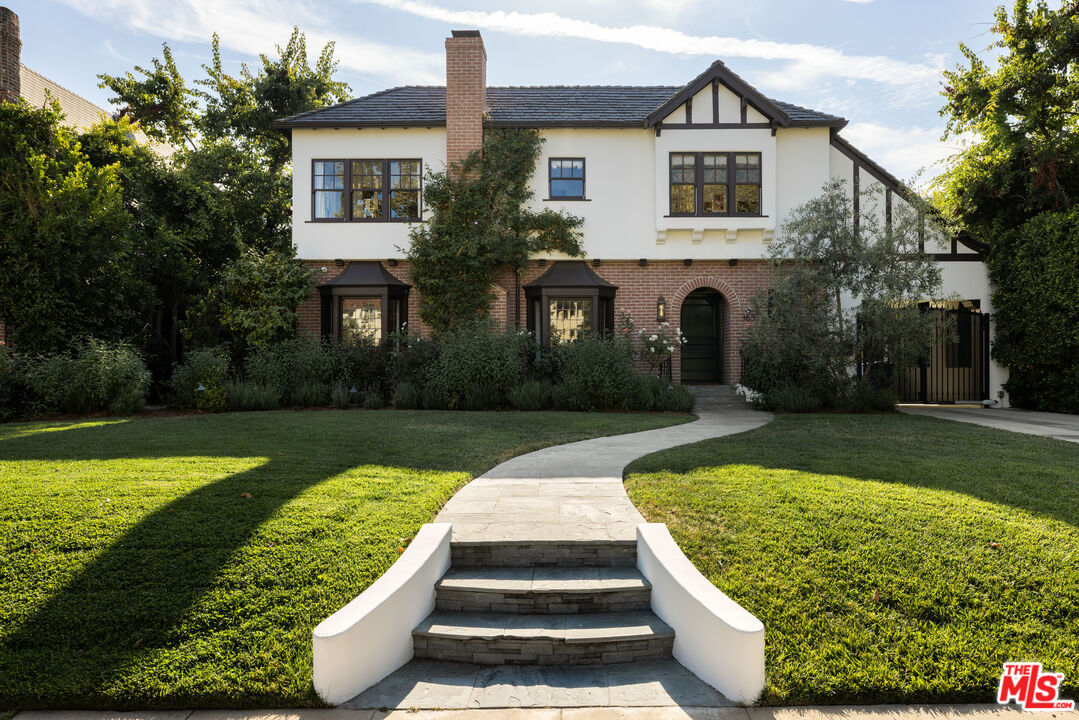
[680,291,722,382]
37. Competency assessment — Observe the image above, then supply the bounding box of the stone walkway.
[900,406,1079,444]
[348,388,772,711]
[437,389,771,544]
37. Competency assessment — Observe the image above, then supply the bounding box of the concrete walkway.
[13,703,1073,719]
[900,406,1079,444]
[344,389,771,711]
[437,390,772,544]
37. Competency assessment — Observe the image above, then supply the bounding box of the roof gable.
[644,60,791,128]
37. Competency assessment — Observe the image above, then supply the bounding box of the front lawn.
[0,409,687,710]
[625,413,1079,706]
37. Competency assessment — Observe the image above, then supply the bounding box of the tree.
[742,179,944,404]
[0,100,148,354]
[935,0,1079,411]
[406,129,585,333]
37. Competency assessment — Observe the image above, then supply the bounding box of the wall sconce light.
[638,258,648,267]
[728,258,739,267]
[683,259,693,267]
[334,258,345,267]
[387,258,398,267]
[319,266,328,273]
[656,296,667,322]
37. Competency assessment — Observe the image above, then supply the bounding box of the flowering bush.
[637,322,687,372]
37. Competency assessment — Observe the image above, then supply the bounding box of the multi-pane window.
[312,159,421,221]
[313,161,346,219]
[549,298,592,344]
[669,152,762,216]
[389,160,421,219]
[734,153,761,214]
[351,161,383,219]
[549,158,585,199]
[702,154,727,213]
[340,297,382,344]
[670,154,696,214]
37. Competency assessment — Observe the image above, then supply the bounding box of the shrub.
[362,388,383,409]
[392,381,422,410]
[458,384,502,411]
[388,332,441,388]
[245,337,332,395]
[628,375,696,412]
[0,347,36,421]
[840,382,897,413]
[508,380,550,411]
[330,383,353,409]
[555,333,635,410]
[288,380,327,408]
[226,381,282,411]
[169,347,229,411]
[767,384,823,413]
[549,383,575,410]
[325,341,390,397]
[428,321,533,408]
[24,340,151,415]
[422,386,448,410]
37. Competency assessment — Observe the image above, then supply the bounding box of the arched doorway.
[680,288,725,383]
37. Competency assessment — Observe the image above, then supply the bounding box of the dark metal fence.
[658,355,673,383]
[888,307,991,403]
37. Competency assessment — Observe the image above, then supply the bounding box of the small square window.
[549,158,585,199]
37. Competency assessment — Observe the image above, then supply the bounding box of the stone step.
[435,567,652,614]
[412,610,674,666]
[450,540,637,568]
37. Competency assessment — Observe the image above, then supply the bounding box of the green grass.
[0,408,687,710]
[625,413,1079,706]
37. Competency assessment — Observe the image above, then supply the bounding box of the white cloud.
[58,0,444,86]
[360,0,944,97]
[840,123,969,185]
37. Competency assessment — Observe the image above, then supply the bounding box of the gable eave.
[643,60,792,128]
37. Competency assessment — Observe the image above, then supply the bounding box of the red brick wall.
[0,8,19,105]
[302,259,778,385]
[445,32,486,174]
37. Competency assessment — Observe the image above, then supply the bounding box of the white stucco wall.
[776,128,831,228]
[291,127,446,261]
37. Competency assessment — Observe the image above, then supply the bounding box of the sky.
[11,0,1008,184]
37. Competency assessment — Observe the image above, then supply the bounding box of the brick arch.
[672,276,745,385]
[671,276,744,311]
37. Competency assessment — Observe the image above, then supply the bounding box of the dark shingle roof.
[276,85,845,129]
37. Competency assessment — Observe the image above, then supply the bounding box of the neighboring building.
[292,30,1003,403]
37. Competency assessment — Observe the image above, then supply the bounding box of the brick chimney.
[0,7,20,104]
[445,29,486,175]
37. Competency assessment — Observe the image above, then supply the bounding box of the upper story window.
[312,159,422,222]
[549,158,585,200]
[669,151,761,217]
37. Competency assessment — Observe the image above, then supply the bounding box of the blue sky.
[13,0,1009,183]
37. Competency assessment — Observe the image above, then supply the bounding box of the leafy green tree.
[407,129,585,332]
[0,100,148,354]
[193,248,315,350]
[743,179,943,403]
[935,0,1079,411]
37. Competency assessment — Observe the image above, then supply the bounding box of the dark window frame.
[547,157,587,201]
[310,158,423,223]
[668,151,763,218]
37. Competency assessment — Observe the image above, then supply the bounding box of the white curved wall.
[636,522,766,706]
[312,522,452,705]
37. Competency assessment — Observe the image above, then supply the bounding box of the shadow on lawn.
[0,413,468,708]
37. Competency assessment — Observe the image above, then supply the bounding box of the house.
[277,29,1009,405]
